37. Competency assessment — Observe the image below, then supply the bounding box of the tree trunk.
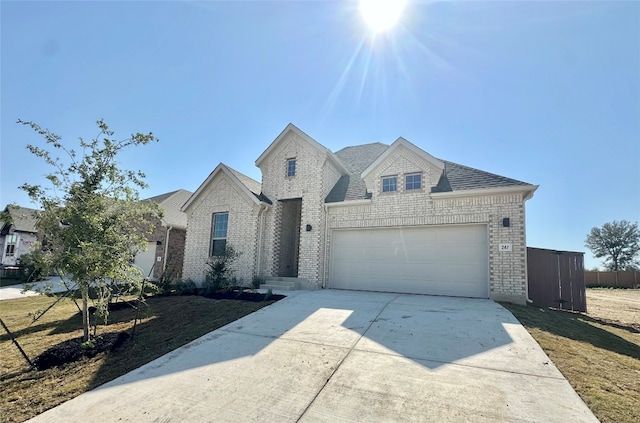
[82,284,90,342]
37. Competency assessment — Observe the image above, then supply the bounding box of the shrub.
[204,245,240,294]
[251,276,264,290]
[16,251,46,282]
[153,254,180,295]
[174,279,198,296]
[264,288,273,301]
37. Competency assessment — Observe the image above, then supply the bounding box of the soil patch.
[203,290,286,302]
[586,288,640,333]
[34,332,130,370]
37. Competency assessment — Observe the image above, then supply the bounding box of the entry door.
[278,199,302,277]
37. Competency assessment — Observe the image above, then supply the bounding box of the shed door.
[330,225,488,298]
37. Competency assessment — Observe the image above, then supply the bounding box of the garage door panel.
[330,225,488,298]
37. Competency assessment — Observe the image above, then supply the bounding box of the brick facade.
[326,191,528,303]
[257,131,341,287]
[182,172,261,284]
[145,216,187,280]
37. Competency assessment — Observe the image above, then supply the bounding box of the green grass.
[0,294,277,423]
[502,303,640,423]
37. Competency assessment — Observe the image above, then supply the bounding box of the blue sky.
[1,0,638,270]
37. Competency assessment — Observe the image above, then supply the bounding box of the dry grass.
[0,294,277,423]
[502,291,640,423]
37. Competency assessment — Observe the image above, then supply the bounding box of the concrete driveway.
[28,290,597,422]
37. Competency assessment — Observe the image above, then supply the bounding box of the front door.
[277,199,302,277]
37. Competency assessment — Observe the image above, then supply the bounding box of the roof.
[1,205,40,233]
[327,143,388,203]
[326,143,534,203]
[182,163,270,212]
[144,189,193,229]
[432,161,531,193]
[228,168,261,196]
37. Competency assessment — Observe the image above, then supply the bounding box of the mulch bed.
[204,290,285,302]
[34,332,130,370]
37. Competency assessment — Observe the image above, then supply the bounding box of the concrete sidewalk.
[0,276,71,300]
[27,290,598,422]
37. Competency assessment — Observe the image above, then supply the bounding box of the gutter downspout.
[163,226,172,273]
[322,204,329,289]
[523,193,533,304]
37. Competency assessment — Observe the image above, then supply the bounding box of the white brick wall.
[363,144,442,192]
[257,132,336,286]
[326,191,528,303]
[182,174,261,285]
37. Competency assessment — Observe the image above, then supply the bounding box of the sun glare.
[359,0,407,32]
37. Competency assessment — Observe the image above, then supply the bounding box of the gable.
[182,164,267,213]
[361,138,445,193]
[255,123,348,176]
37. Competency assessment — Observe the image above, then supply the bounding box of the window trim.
[286,158,296,177]
[381,176,398,193]
[210,212,229,257]
[4,233,17,256]
[405,173,422,191]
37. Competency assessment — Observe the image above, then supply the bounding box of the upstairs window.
[287,158,296,177]
[210,213,229,256]
[405,173,422,190]
[382,176,397,192]
[4,234,17,256]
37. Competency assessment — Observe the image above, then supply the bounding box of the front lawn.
[502,301,640,423]
[0,294,279,423]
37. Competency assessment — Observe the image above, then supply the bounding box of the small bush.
[264,288,273,301]
[251,276,263,290]
[205,245,240,294]
[174,279,198,296]
[154,256,179,295]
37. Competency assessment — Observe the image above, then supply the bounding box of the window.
[382,176,397,193]
[287,158,296,177]
[4,234,17,256]
[405,173,422,190]
[210,213,229,256]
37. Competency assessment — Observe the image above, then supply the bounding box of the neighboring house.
[0,205,39,267]
[182,124,538,304]
[133,189,192,281]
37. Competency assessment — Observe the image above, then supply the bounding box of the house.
[133,189,192,280]
[181,124,538,304]
[0,205,39,267]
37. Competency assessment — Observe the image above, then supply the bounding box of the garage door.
[133,241,157,279]
[330,225,488,298]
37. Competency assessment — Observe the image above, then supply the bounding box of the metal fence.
[584,271,639,288]
[527,247,586,312]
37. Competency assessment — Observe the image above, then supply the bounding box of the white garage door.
[330,225,488,298]
[134,241,157,279]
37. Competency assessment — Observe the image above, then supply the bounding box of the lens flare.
[359,0,408,32]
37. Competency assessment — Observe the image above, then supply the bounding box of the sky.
[1,0,639,270]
